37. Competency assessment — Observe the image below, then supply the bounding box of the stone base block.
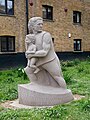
[18,83,74,106]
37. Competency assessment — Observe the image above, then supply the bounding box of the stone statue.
[25,17,66,88]
[18,17,74,106]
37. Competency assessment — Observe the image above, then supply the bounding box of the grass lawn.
[0,58,90,120]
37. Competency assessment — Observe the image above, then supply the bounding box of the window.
[0,36,15,52]
[0,0,14,15]
[73,11,81,23]
[42,5,53,20]
[74,39,81,51]
[52,38,54,43]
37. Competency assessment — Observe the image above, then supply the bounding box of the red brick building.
[0,0,90,69]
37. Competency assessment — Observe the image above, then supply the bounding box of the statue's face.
[33,19,43,33]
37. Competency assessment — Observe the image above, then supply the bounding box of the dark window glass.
[1,37,7,51]
[43,7,47,19]
[0,0,14,15]
[7,0,14,15]
[0,36,15,52]
[74,39,81,51]
[42,5,53,20]
[0,0,5,14]
[52,38,54,43]
[8,37,15,51]
[73,11,81,23]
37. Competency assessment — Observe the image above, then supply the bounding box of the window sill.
[73,23,82,26]
[73,51,83,53]
[43,19,54,22]
[0,14,15,17]
[0,52,17,54]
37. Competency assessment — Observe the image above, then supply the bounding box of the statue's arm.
[27,33,51,58]
[26,45,36,54]
[25,36,30,50]
[26,51,35,54]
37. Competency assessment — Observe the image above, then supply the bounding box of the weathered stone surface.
[18,83,74,106]
[18,17,74,106]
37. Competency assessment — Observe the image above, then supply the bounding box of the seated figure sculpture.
[18,17,74,106]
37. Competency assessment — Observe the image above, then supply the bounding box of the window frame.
[42,5,53,20]
[0,36,15,52]
[74,39,82,51]
[73,11,81,24]
[0,0,14,15]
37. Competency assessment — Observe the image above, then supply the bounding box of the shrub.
[87,56,90,61]
[63,72,73,84]
[61,59,80,68]
[77,63,89,73]
[17,68,27,80]
[73,59,80,66]
[77,65,84,73]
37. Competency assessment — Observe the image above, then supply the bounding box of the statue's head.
[28,17,43,34]
[28,34,36,44]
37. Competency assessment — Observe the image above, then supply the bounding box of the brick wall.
[0,0,90,53]
[28,0,90,52]
[0,0,27,53]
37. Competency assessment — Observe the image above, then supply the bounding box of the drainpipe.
[26,0,29,34]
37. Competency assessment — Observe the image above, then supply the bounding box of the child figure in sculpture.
[25,34,40,74]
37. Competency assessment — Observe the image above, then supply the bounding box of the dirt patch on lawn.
[0,100,17,109]
[0,94,85,109]
[74,94,85,100]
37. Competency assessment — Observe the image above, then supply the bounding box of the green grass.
[61,59,90,96]
[0,59,90,120]
[0,68,29,102]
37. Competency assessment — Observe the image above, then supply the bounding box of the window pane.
[74,41,77,51]
[73,11,81,23]
[77,13,80,23]
[73,12,77,23]
[48,8,51,13]
[1,37,7,52]
[48,7,52,19]
[42,5,53,20]
[77,41,81,50]
[74,39,81,51]
[0,0,5,14]
[8,37,14,51]
[0,36,15,52]
[7,0,13,15]
[42,7,47,19]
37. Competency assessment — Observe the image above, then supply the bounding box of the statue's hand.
[26,53,32,59]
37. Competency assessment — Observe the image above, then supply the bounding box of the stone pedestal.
[18,83,74,106]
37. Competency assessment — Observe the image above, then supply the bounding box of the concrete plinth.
[18,83,74,106]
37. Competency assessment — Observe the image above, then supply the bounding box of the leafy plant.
[63,72,73,84]
[77,65,84,73]
[61,59,80,68]
[82,99,90,111]
[17,68,27,80]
